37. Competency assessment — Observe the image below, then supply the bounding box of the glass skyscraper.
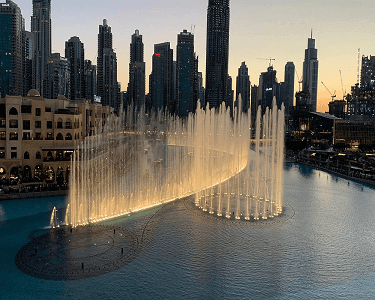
[205,0,230,109]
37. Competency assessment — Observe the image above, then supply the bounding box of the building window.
[65,122,71,129]
[23,132,31,140]
[35,108,41,116]
[56,133,63,140]
[35,121,42,129]
[35,132,42,140]
[9,107,18,115]
[65,133,72,140]
[46,132,54,140]
[11,152,17,159]
[47,121,53,129]
[0,132,5,140]
[9,119,18,128]
[9,132,18,140]
[21,105,32,114]
[23,120,30,130]
[0,152,5,159]
[36,152,42,160]
[0,120,5,128]
[57,121,63,129]
[45,107,52,112]
[24,152,30,159]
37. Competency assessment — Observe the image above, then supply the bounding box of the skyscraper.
[97,19,119,109]
[258,66,280,114]
[23,31,35,95]
[127,29,145,110]
[360,55,375,89]
[0,0,24,97]
[31,0,51,97]
[177,29,196,117]
[46,52,70,99]
[205,0,230,109]
[65,36,85,100]
[150,42,174,113]
[284,61,295,114]
[84,60,96,103]
[302,32,318,112]
[236,62,250,113]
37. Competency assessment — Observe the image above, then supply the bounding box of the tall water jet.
[65,98,284,227]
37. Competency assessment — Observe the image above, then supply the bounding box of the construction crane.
[321,81,336,102]
[339,70,346,99]
[295,69,303,92]
[256,57,275,68]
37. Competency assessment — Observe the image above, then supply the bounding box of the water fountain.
[58,98,284,228]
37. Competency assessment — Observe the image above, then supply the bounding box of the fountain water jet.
[62,98,284,228]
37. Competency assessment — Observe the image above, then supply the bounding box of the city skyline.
[7,0,375,112]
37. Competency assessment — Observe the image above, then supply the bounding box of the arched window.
[10,166,22,183]
[23,165,32,182]
[57,118,63,129]
[9,107,18,115]
[65,118,72,129]
[36,151,42,160]
[56,167,64,183]
[24,151,30,159]
[65,133,72,140]
[56,133,63,140]
[45,166,55,183]
[34,165,42,181]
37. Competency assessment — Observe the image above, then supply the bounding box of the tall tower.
[0,0,24,97]
[284,61,295,114]
[127,29,145,110]
[31,0,51,97]
[150,42,174,113]
[205,0,230,109]
[302,32,318,112]
[65,36,85,100]
[97,19,118,109]
[236,62,251,113]
[177,29,196,117]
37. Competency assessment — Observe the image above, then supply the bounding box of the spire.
[311,28,313,39]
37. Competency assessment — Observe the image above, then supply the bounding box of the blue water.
[1,164,375,299]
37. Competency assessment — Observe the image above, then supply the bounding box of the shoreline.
[0,190,68,201]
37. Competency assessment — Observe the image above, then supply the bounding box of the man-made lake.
[1,163,375,299]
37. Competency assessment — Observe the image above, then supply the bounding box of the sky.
[11,0,375,112]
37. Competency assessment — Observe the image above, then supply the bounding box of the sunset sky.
[13,0,375,112]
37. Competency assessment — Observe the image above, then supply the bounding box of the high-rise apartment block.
[236,62,250,113]
[360,55,375,89]
[97,19,119,109]
[0,0,24,98]
[127,30,145,110]
[65,36,85,100]
[46,53,70,100]
[302,33,318,112]
[84,60,96,103]
[177,30,197,117]
[31,0,51,97]
[150,42,174,112]
[205,0,230,109]
[284,62,295,114]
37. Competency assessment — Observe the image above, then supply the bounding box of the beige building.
[0,89,114,185]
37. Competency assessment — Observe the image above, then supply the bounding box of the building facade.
[65,36,85,100]
[127,30,145,110]
[284,61,295,115]
[0,0,24,98]
[31,0,51,97]
[97,19,119,110]
[177,30,196,117]
[205,0,230,109]
[46,53,70,100]
[236,62,250,113]
[0,89,113,185]
[302,34,319,112]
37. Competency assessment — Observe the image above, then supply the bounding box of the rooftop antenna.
[311,28,313,39]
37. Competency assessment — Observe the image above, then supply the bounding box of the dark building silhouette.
[259,66,280,114]
[31,0,51,97]
[284,61,295,114]
[302,33,318,112]
[46,53,70,99]
[150,42,174,113]
[236,62,250,113]
[97,19,119,109]
[84,60,96,103]
[250,85,259,120]
[205,0,230,109]
[23,31,35,96]
[361,55,375,89]
[177,30,197,117]
[65,36,85,100]
[128,30,145,110]
[0,0,24,97]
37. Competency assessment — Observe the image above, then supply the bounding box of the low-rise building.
[0,89,114,185]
